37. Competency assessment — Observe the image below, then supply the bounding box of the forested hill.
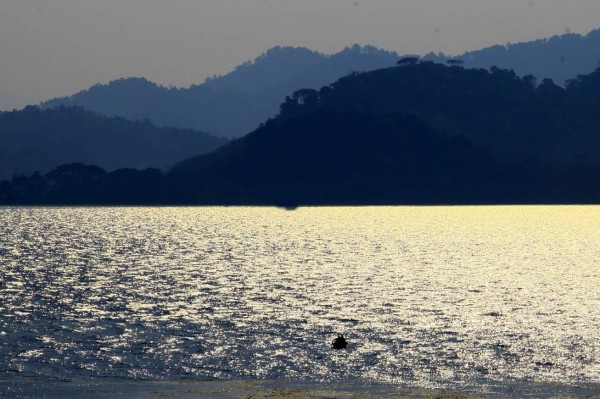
[426,28,600,86]
[41,45,400,139]
[3,62,600,205]
[171,62,600,204]
[0,106,227,180]
[169,61,600,204]
[271,61,600,164]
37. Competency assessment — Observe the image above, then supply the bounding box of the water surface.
[1,206,599,395]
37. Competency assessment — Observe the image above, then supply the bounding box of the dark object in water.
[332,334,348,349]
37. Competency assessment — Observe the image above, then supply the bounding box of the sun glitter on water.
[0,206,599,395]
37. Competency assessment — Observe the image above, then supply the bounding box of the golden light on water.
[0,206,599,394]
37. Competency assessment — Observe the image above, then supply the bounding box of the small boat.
[332,334,348,349]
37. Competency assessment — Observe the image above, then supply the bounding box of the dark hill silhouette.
[0,106,227,180]
[169,111,505,205]
[41,45,400,138]
[425,28,600,86]
[272,62,600,164]
[0,163,167,205]
[167,62,600,204]
[3,62,600,205]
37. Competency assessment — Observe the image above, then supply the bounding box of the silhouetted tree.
[397,57,419,66]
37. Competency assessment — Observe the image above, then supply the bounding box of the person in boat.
[332,334,348,349]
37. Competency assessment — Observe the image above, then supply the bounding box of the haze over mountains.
[0,91,31,112]
[42,45,399,139]
[41,29,600,139]
[4,61,600,205]
[425,28,600,86]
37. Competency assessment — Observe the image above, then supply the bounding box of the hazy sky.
[2,0,600,105]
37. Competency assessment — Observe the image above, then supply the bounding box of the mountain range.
[41,45,400,139]
[4,61,599,205]
[40,29,600,139]
[425,28,600,86]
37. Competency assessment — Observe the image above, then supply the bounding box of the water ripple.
[0,206,599,394]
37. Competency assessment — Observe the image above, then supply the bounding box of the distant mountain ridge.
[41,45,401,138]
[426,28,600,86]
[41,29,600,140]
[0,106,227,180]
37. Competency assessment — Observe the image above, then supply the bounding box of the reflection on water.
[0,206,599,393]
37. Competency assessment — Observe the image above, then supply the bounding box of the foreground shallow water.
[1,206,599,396]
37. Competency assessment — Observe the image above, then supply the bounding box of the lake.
[1,206,599,397]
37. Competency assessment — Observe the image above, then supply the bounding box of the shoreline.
[3,378,600,399]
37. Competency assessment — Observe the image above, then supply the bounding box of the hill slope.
[4,62,600,205]
[0,106,227,180]
[272,62,600,164]
[40,29,600,141]
[168,61,600,204]
[169,110,505,205]
[41,46,400,138]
